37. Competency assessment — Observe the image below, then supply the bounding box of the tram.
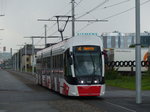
[36,35,105,96]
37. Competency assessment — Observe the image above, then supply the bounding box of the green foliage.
[106,72,150,90]
[142,76,150,90]
[129,44,146,48]
[144,69,150,76]
[129,44,136,48]
[105,68,120,80]
[106,76,135,90]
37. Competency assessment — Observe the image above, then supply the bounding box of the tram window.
[59,55,61,68]
[55,56,57,69]
[42,58,45,67]
[60,54,63,68]
[47,57,51,68]
[36,59,41,64]
[53,56,55,69]
[54,56,56,69]
[64,50,72,77]
[44,58,46,67]
[44,57,50,68]
[42,57,48,68]
[56,55,59,69]
[73,46,102,76]
[56,55,59,68]
[51,54,64,74]
[59,55,62,68]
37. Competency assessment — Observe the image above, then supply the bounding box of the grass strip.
[106,75,150,90]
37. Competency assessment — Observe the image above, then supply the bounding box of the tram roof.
[37,35,103,57]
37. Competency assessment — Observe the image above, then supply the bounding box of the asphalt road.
[0,69,150,112]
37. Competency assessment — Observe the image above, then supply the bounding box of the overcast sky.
[0,0,150,53]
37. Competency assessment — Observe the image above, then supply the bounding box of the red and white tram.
[36,35,105,96]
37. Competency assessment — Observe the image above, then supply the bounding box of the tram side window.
[36,58,41,73]
[52,54,64,74]
[58,54,64,71]
[42,58,46,68]
[36,58,43,74]
[46,57,51,68]
[56,55,59,69]
[52,56,55,70]
[37,58,43,68]
[64,50,72,77]
[42,57,44,67]
[36,59,41,67]
[60,54,63,69]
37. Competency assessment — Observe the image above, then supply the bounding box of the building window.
[26,57,29,62]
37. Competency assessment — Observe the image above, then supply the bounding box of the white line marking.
[104,101,136,112]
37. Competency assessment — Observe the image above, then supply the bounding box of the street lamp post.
[135,0,142,104]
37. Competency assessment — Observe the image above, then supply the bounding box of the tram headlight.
[80,80,84,84]
[79,80,84,84]
[94,80,99,84]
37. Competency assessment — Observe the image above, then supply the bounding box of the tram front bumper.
[77,85,101,96]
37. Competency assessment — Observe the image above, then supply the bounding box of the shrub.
[105,68,119,80]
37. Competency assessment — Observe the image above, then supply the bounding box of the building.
[101,31,150,49]
[12,44,42,72]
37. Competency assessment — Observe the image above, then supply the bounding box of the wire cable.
[48,0,107,37]
[38,0,85,42]
[103,0,150,20]
[76,0,150,32]
[76,0,109,19]
[47,0,85,37]
[103,0,130,9]
[35,2,72,45]
[75,0,85,7]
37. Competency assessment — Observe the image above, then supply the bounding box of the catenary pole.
[72,0,75,37]
[25,43,27,72]
[135,0,142,104]
[44,24,47,47]
[32,37,35,75]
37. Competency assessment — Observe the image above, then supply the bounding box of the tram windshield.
[73,46,102,77]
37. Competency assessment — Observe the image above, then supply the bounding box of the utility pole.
[25,43,27,72]
[135,0,142,104]
[44,24,47,47]
[72,0,75,37]
[38,0,107,37]
[20,48,22,72]
[14,53,16,71]
[10,48,13,69]
[32,38,34,75]
[17,50,19,71]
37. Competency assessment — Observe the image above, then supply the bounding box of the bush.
[144,69,150,76]
[105,68,119,80]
